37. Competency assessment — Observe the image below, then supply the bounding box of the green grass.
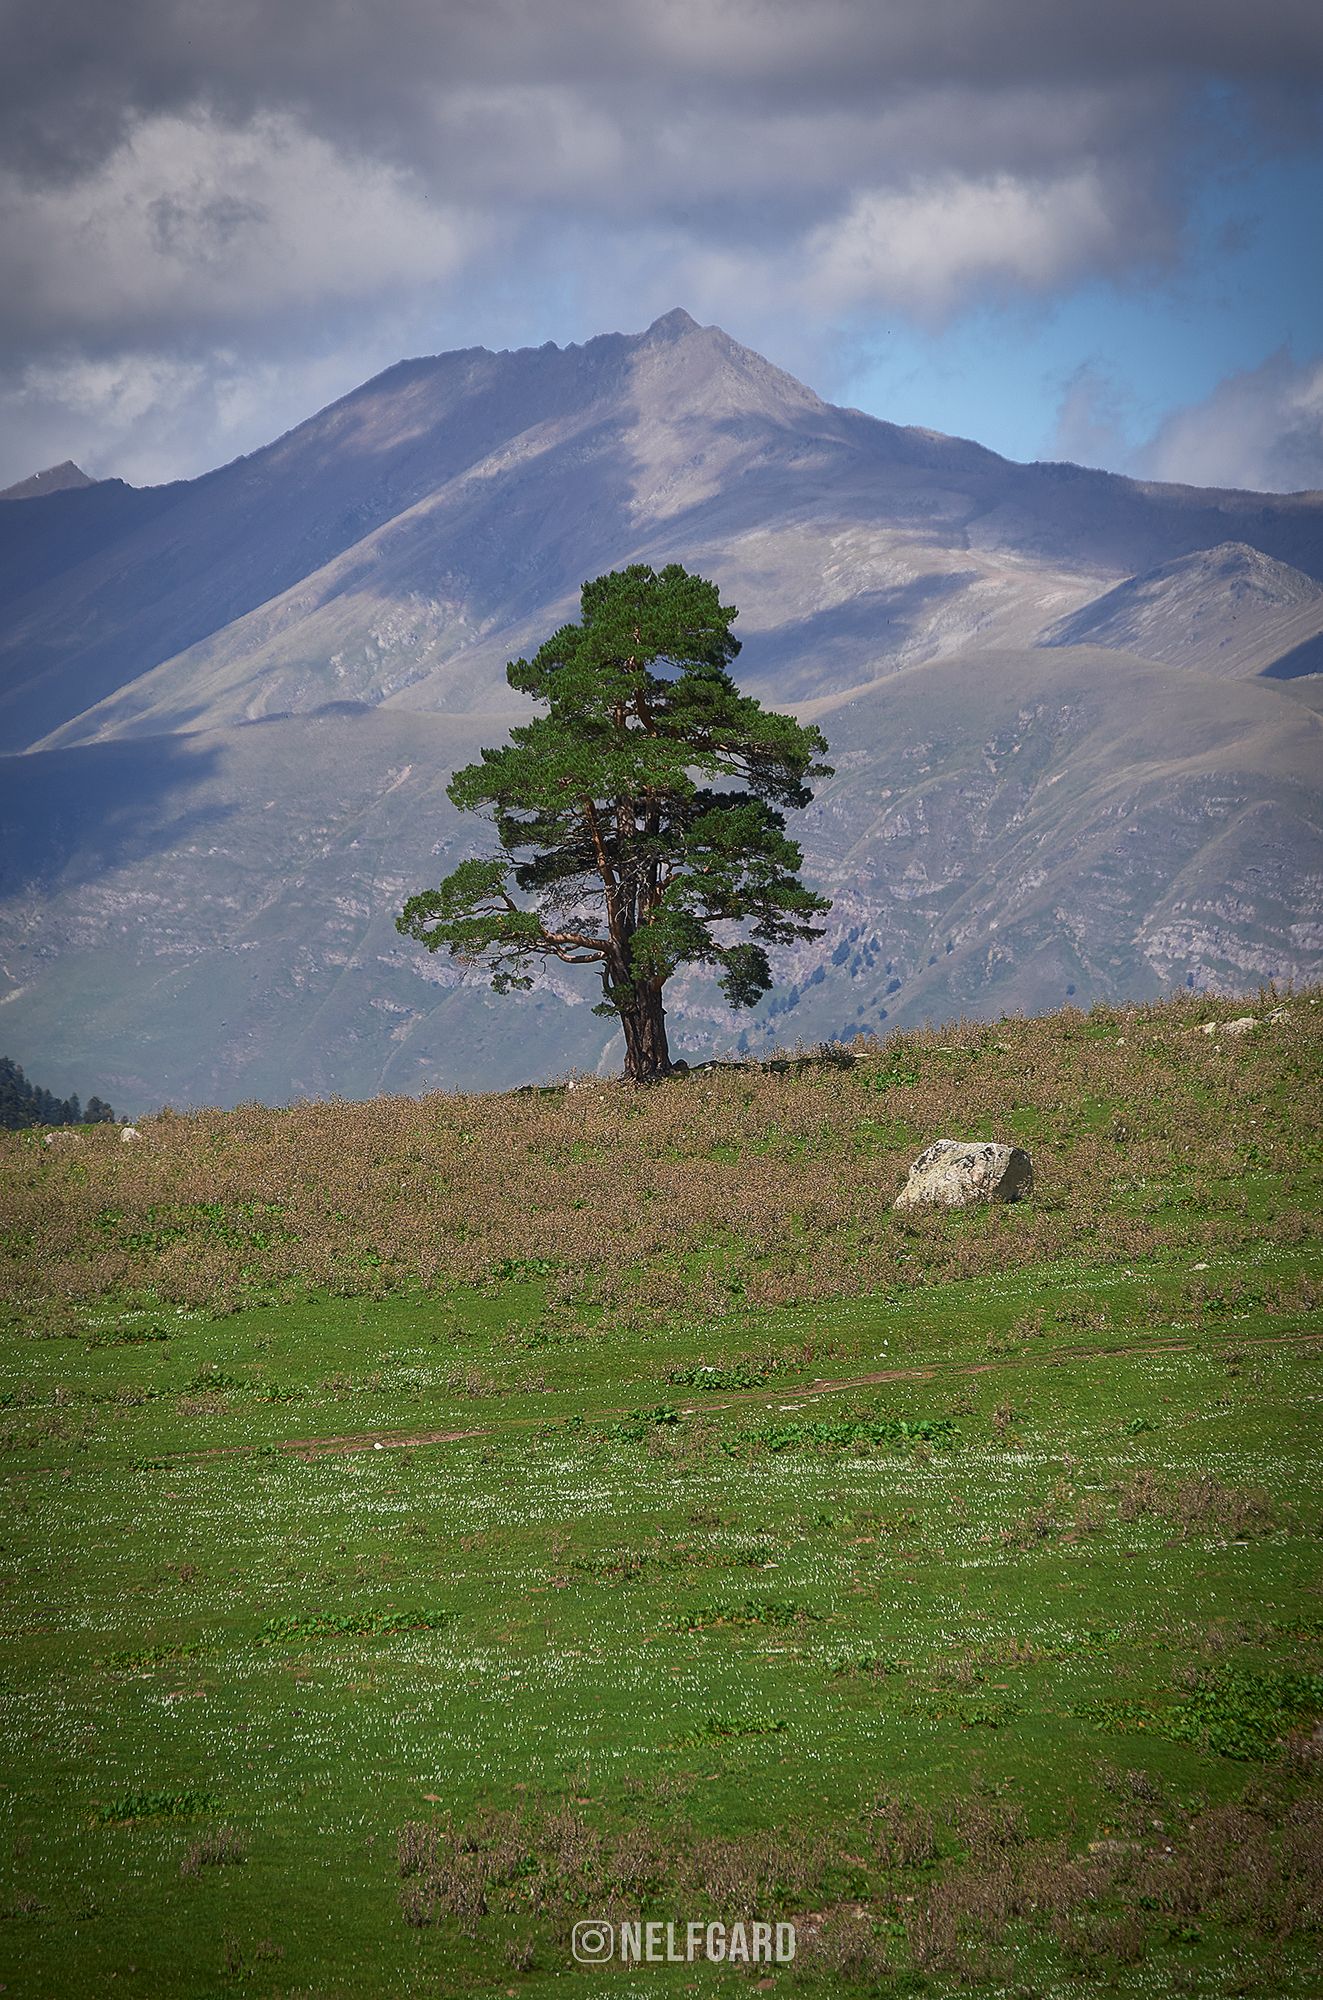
[1,995,1321,1994]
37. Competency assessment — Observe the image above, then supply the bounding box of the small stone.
[893,1139,1033,1210]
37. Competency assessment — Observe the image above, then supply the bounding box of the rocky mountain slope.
[1,311,1320,1109]
[1042,541,1323,679]
[0,461,95,503]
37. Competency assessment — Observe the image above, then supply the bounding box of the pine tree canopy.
[396,563,833,1079]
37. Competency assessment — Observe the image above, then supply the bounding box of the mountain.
[1041,541,1323,679]
[2,310,1320,1111]
[0,460,95,503]
[6,309,1323,755]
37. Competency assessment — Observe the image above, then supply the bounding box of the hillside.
[0,643,1315,1110]
[1041,542,1323,679]
[1,311,1321,1110]
[4,988,1316,1312]
[2,993,1320,1997]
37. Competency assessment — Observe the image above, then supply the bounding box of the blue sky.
[1,2,1320,492]
[834,152,1323,472]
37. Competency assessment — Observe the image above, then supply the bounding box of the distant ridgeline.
[0,1057,115,1130]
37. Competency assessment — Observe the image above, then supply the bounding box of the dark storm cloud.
[7,0,1322,152]
[7,0,1322,203]
[0,0,1320,485]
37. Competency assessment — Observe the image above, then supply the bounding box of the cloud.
[1044,348,1323,492]
[0,327,474,488]
[0,109,475,346]
[803,171,1132,319]
[1134,349,1323,492]
[6,0,1320,182]
[5,2,1318,314]
[0,0,1320,483]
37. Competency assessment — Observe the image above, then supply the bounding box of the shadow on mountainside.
[0,733,230,896]
[741,574,980,697]
[1261,631,1323,680]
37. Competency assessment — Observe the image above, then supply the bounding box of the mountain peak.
[642,307,701,341]
[0,460,96,502]
[1041,537,1323,677]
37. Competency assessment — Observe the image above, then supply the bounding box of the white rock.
[893,1139,1034,1211]
[1223,1016,1258,1036]
[120,1125,142,1142]
[43,1129,83,1145]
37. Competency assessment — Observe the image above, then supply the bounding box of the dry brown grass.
[3,991,1318,1315]
[394,1779,1323,1971]
[180,1825,246,1877]
[866,1793,939,1869]
[1116,1468,1279,1539]
[175,1391,230,1418]
[995,1468,1277,1551]
[807,1905,893,1982]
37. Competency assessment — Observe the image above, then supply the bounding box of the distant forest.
[0,1057,116,1130]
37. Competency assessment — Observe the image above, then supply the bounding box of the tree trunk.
[618,981,673,1081]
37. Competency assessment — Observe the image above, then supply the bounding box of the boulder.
[893,1139,1033,1211]
[42,1129,83,1146]
[120,1126,142,1142]
[1201,1015,1257,1036]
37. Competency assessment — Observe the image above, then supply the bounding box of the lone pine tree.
[397,563,833,1080]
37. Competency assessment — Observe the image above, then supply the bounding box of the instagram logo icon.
[571,1920,615,1963]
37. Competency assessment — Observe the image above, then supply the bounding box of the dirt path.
[224,1322,1321,1461]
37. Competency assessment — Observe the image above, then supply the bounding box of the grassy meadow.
[1,991,1320,1997]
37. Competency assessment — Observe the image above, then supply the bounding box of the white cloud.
[1045,348,1323,493]
[0,109,474,344]
[1134,349,1323,492]
[804,171,1125,318]
[18,352,211,432]
[4,341,418,487]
